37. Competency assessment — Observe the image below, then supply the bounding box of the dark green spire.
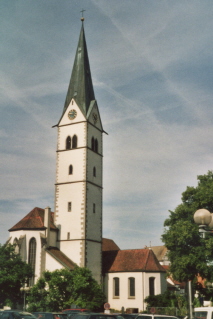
[63,23,95,117]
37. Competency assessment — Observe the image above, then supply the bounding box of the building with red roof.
[7,20,167,312]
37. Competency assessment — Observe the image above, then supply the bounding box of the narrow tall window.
[28,237,36,286]
[113,277,120,298]
[93,167,96,177]
[72,135,77,149]
[91,137,95,151]
[69,165,73,175]
[66,136,71,150]
[68,202,72,212]
[93,203,96,214]
[149,277,155,296]
[95,139,98,153]
[128,277,135,297]
[67,232,70,240]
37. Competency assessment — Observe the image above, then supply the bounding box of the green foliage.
[145,291,186,309]
[27,267,105,312]
[0,243,33,308]
[162,171,213,282]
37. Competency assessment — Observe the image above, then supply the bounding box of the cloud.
[1,0,213,249]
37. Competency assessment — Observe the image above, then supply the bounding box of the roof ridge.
[144,249,150,270]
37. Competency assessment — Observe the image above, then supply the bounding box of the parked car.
[68,313,119,319]
[120,315,139,319]
[1,311,36,319]
[33,313,67,319]
[62,311,90,319]
[63,311,89,314]
[136,315,179,319]
[194,307,213,319]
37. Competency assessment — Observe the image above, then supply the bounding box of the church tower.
[54,20,103,283]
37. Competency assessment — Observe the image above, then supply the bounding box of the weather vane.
[80,9,86,21]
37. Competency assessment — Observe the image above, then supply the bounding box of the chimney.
[44,207,51,247]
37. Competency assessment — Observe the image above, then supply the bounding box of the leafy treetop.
[27,267,105,312]
[0,243,33,308]
[162,171,213,282]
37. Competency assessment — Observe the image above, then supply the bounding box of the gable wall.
[9,229,46,283]
[104,271,167,312]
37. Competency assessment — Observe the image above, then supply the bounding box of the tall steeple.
[63,22,95,118]
[54,19,103,283]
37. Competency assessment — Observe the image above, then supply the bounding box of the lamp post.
[193,209,213,238]
[20,286,30,311]
[193,209,213,311]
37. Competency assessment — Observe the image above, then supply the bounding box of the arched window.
[69,165,73,175]
[28,237,36,286]
[95,139,98,153]
[91,137,95,151]
[149,277,155,296]
[72,135,77,149]
[113,277,120,298]
[93,167,96,177]
[128,277,135,297]
[66,136,71,150]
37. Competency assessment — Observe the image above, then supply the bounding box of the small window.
[91,137,95,151]
[95,139,98,153]
[66,136,71,150]
[149,277,155,296]
[68,202,72,212]
[113,277,120,298]
[128,277,135,297]
[69,165,73,175]
[67,232,70,240]
[93,167,96,177]
[72,135,77,149]
[93,203,96,214]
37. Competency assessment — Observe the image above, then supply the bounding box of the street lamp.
[20,286,30,311]
[194,209,213,238]
[193,209,213,311]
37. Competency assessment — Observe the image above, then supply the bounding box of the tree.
[0,243,33,308]
[27,267,105,312]
[145,290,186,309]
[162,171,213,283]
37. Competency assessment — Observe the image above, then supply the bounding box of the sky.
[1,0,213,249]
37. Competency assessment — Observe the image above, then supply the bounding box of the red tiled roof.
[162,265,169,270]
[103,248,166,273]
[9,207,57,231]
[102,238,120,251]
[46,247,76,270]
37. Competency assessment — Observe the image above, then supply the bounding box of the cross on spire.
[80,9,86,21]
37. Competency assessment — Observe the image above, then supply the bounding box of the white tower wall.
[55,99,103,282]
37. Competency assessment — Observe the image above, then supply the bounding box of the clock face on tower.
[68,109,77,120]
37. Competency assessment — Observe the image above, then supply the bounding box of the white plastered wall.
[9,230,45,283]
[105,271,167,312]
